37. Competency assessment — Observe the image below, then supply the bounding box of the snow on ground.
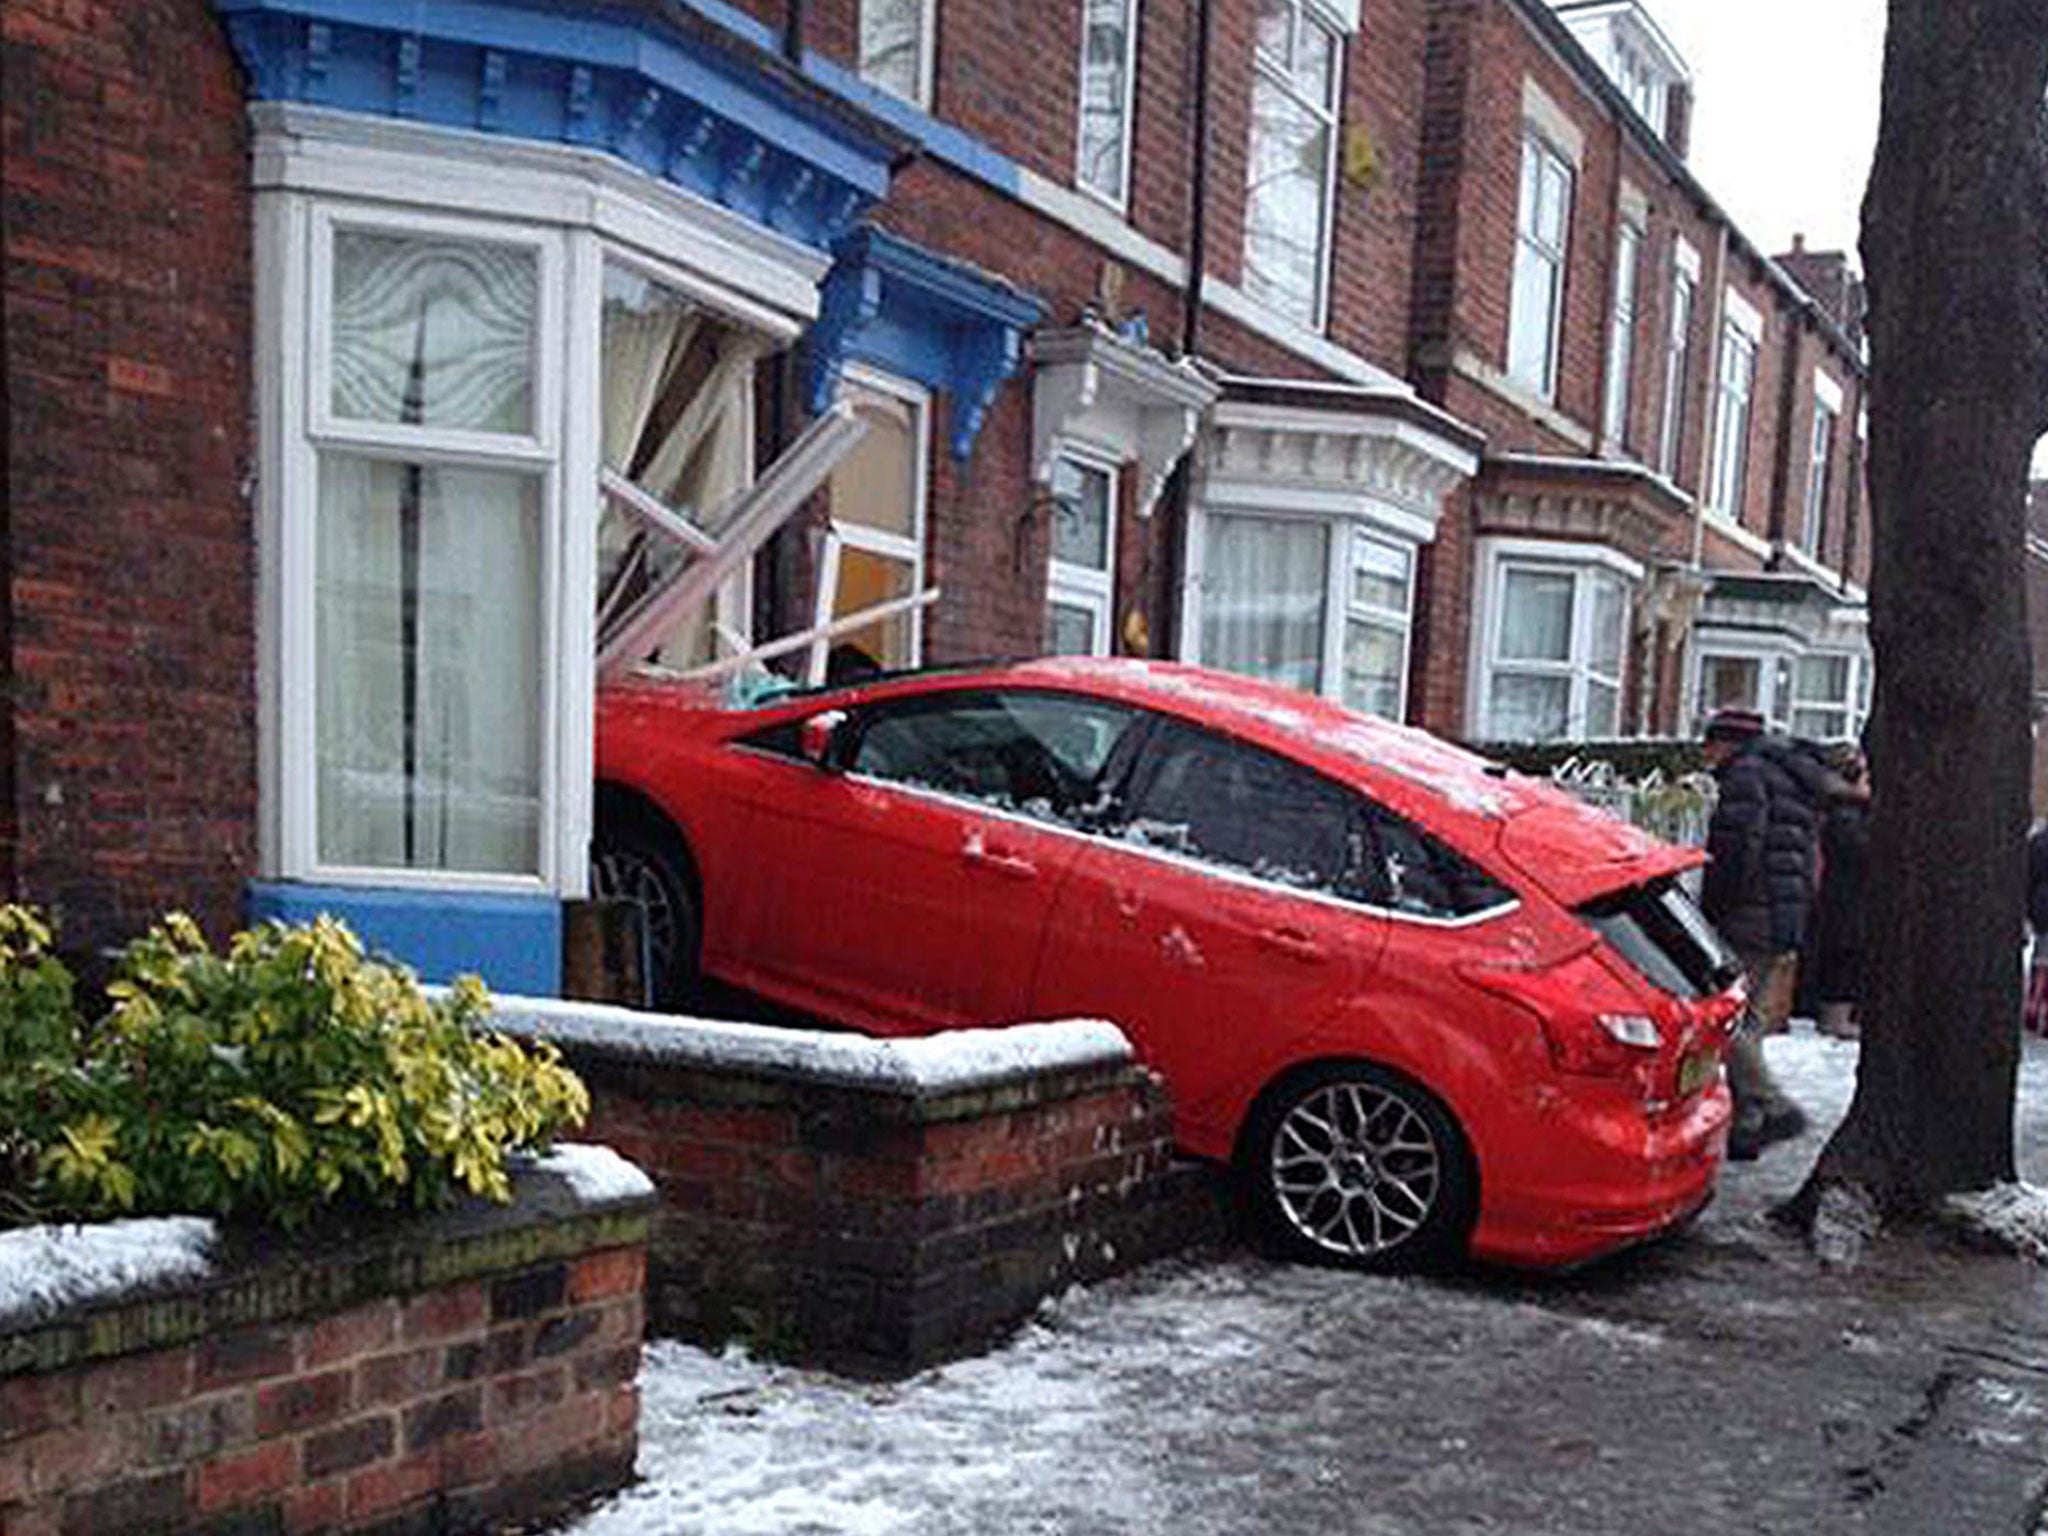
[563,1023,2048,1536]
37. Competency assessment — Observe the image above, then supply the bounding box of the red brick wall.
[2,0,256,956]
[0,1234,647,1535]
[557,1039,1218,1372]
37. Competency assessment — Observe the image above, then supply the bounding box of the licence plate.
[1677,1048,1720,1098]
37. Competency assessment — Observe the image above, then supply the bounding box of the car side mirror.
[800,709,847,771]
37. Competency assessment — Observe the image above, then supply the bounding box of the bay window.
[1076,0,1139,207]
[1477,542,1634,742]
[1508,133,1573,398]
[1046,453,1119,656]
[1791,653,1856,740]
[1244,0,1341,329]
[1196,514,1415,717]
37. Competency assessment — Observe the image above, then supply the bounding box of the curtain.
[1202,515,1328,694]
[317,456,541,875]
[331,231,535,435]
[317,231,542,877]
[595,265,755,668]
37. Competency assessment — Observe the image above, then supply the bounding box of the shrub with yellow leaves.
[2,908,588,1229]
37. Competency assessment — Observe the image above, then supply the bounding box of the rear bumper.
[1467,1081,1732,1269]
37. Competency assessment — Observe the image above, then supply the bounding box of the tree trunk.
[1788,1,2048,1228]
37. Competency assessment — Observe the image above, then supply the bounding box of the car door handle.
[1258,927,1326,963]
[964,843,1038,881]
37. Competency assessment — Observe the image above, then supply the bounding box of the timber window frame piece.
[1076,0,1141,209]
[1243,0,1344,331]
[1802,370,1845,561]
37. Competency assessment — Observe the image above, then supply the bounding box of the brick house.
[1,0,1871,994]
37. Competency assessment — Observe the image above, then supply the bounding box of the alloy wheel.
[1268,1078,1445,1260]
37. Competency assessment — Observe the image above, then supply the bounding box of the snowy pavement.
[564,1028,2048,1536]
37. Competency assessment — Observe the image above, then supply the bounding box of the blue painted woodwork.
[247,880,563,997]
[212,0,894,251]
[807,226,1043,460]
[675,0,1025,194]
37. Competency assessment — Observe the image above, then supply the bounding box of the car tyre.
[590,804,701,1011]
[1242,1061,1475,1272]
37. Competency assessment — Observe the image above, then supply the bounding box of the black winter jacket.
[1702,735,1843,955]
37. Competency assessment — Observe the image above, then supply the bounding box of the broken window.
[597,261,761,670]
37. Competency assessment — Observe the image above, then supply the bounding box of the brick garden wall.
[484,1003,1231,1375]
[0,1151,654,1535]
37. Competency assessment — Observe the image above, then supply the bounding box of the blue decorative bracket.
[213,0,895,254]
[805,226,1043,460]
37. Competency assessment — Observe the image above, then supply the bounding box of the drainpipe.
[1164,0,1214,668]
[782,0,806,63]
[1179,0,1213,359]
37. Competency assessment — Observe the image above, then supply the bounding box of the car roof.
[606,656,1700,902]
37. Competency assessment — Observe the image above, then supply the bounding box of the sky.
[1633,1,1888,262]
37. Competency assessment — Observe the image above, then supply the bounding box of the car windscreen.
[1576,875,1740,1000]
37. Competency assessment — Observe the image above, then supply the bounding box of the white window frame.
[1693,639,1869,743]
[1183,504,1422,722]
[286,202,567,896]
[1074,0,1140,210]
[1340,526,1416,720]
[1657,240,1699,478]
[252,108,824,901]
[813,365,931,674]
[1243,0,1344,332]
[1470,538,1639,742]
[1046,447,1120,656]
[1802,369,1844,560]
[1508,131,1574,400]
[859,0,938,109]
[1601,216,1643,449]
[1790,651,1859,741]
[1707,294,1761,517]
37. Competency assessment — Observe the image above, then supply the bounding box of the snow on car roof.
[1003,657,1520,820]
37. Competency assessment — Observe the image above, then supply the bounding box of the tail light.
[1460,951,1669,1081]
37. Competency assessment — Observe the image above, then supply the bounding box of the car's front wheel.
[1243,1062,1474,1271]
[590,805,701,1011]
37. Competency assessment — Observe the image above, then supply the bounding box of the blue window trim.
[247,881,563,997]
[212,0,895,251]
[808,226,1043,460]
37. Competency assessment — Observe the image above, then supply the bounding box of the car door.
[1031,719,1387,1152]
[729,688,1142,1034]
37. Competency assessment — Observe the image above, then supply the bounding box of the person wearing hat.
[1699,707,1860,1158]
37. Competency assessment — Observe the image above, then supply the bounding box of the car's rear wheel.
[590,804,701,1011]
[1243,1061,1474,1271]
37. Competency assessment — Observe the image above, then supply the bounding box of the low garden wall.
[0,1145,656,1536]
[483,1001,1232,1374]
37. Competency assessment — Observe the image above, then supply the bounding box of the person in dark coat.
[2024,822,2048,1035]
[1810,743,1870,1040]
[1700,708,1858,1158]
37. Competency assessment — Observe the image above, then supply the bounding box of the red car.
[594,657,1743,1271]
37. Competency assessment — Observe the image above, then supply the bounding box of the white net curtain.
[596,263,756,669]
[315,231,544,876]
